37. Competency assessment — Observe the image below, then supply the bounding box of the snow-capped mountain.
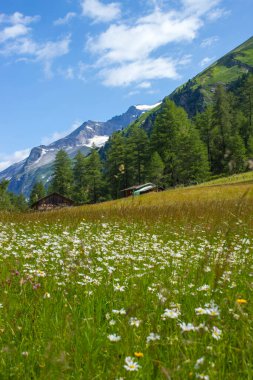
[0,103,160,196]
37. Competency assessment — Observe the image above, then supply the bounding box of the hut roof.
[31,193,74,209]
[121,183,155,192]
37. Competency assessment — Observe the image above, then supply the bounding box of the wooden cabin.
[121,183,164,197]
[31,193,74,211]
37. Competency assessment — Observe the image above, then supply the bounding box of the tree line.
[1,74,253,209]
[30,75,253,205]
[0,180,28,211]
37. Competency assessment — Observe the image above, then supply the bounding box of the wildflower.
[112,308,126,315]
[108,334,121,342]
[124,356,141,372]
[43,292,51,299]
[134,352,144,358]
[0,304,3,309]
[206,305,220,317]
[212,326,222,340]
[236,299,247,304]
[195,307,206,315]
[113,284,126,292]
[197,285,210,292]
[21,351,29,357]
[194,357,205,369]
[109,319,116,326]
[162,308,180,319]
[129,317,141,327]
[34,270,46,277]
[195,302,220,317]
[178,322,195,332]
[196,374,209,380]
[146,332,160,343]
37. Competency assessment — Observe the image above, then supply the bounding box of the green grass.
[196,65,248,88]
[199,171,253,186]
[0,183,253,379]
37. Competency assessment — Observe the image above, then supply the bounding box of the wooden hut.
[31,193,74,211]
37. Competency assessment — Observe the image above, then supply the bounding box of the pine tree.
[126,125,149,185]
[228,134,246,173]
[51,150,73,198]
[105,132,127,198]
[0,180,12,210]
[239,74,253,151]
[10,193,28,212]
[29,181,46,206]
[85,147,104,203]
[212,85,233,173]
[73,151,89,204]
[147,152,165,185]
[150,99,191,186]
[195,106,213,164]
[175,126,210,185]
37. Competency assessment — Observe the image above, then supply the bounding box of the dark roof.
[121,183,156,192]
[31,192,74,208]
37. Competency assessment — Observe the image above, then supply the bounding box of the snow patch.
[135,102,162,111]
[87,135,109,148]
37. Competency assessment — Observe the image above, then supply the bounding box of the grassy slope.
[193,36,253,89]
[170,36,253,113]
[2,176,253,226]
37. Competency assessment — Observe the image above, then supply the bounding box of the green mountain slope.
[170,36,253,116]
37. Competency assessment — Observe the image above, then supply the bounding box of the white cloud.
[77,61,90,81]
[35,35,72,77]
[138,81,152,89]
[0,149,31,172]
[85,0,227,87]
[0,11,40,44]
[81,0,121,23]
[58,66,75,79]
[0,24,30,43]
[182,0,221,15]
[207,8,231,21]
[0,12,40,26]
[54,12,77,26]
[88,10,201,65]
[201,36,219,47]
[42,120,82,145]
[0,35,71,78]
[101,57,179,87]
[0,12,71,77]
[200,56,215,67]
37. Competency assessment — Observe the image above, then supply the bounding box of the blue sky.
[0,0,252,170]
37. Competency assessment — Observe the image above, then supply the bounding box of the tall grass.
[0,183,252,379]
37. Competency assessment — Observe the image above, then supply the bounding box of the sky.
[0,0,252,171]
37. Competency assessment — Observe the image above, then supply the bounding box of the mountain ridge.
[0,104,160,196]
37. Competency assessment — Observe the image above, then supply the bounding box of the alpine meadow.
[0,1,253,380]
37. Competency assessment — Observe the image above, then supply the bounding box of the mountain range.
[0,103,161,196]
[1,36,253,197]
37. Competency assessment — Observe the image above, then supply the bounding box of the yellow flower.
[134,352,144,358]
[236,299,247,304]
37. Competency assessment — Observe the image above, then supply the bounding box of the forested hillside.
[27,73,253,205]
